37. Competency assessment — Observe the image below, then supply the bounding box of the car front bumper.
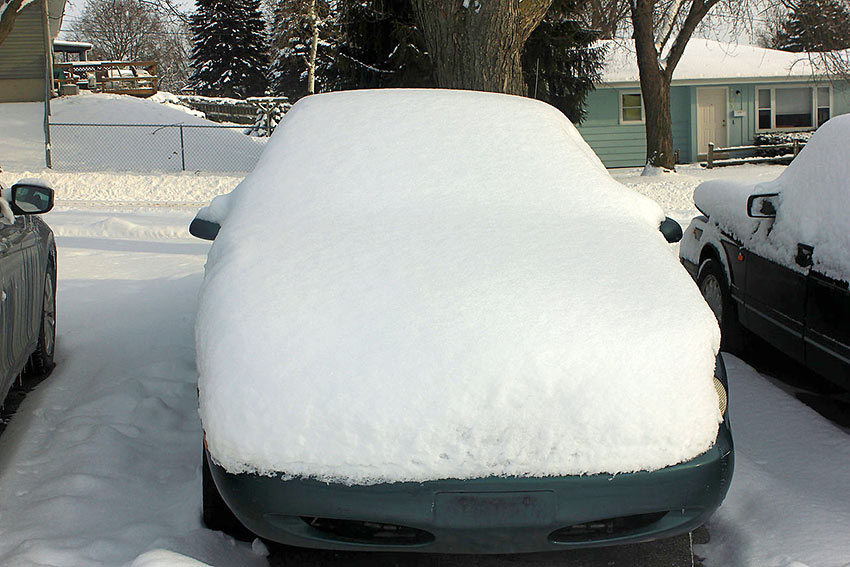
[206,423,733,554]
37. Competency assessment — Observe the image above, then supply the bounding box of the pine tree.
[326,0,431,91]
[521,0,605,124]
[774,0,850,52]
[190,0,269,97]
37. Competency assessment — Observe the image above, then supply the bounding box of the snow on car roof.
[197,89,721,484]
[694,114,850,283]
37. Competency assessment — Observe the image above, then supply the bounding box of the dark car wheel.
[698,259,743,353]
[202,449,255,541]
[27,263,56,376]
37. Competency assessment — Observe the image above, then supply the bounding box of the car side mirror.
[659,217,682,243]
[9,182,54,215]
[747,193,779,218]
[795,243,813,268]
[190,218,221,241]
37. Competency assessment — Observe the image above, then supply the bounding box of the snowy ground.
[2,95,850,567]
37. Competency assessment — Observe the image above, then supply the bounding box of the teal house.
[578,39,850,168]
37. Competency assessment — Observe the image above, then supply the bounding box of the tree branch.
[0,0,24,46]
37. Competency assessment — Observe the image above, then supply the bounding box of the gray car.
[0,179,57,406]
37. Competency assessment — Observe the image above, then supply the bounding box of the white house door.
[697,88,728,156]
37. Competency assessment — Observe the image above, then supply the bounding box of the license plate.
[434,491,556,528]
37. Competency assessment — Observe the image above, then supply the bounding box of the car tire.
[697,259,743,354]
[27,262,57,376]
[202,449,255,541]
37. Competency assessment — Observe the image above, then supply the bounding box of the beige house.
[0,0,65,102]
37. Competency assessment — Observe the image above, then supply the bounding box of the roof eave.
[598,74,829,88]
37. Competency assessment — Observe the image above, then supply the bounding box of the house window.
[817,87,831,126]
[756,86,831,131]
[758,89,772,130]
[620,92,644,124]
[775,88,812,128]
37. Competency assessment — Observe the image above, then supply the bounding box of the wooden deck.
[54,61,159,98]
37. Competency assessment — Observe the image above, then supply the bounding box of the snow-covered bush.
[753,131,813,157]
[244,100,291,137]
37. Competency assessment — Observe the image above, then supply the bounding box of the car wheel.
[27,262,56,376]
[697,259,743,353]
[202,448,255,541]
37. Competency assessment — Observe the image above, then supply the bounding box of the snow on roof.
[197,89,722,484]
[601,38,823,85]
[53,40,93,51]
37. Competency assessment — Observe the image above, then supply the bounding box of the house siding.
[0,0,48,102]
[578,89,646,168]
[578,86,693,168]
[583,79,850,169]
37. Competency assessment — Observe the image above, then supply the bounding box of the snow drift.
[196,89,722,484]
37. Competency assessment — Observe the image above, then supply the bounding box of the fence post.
[179,125,186,171]
[707,143,715,169]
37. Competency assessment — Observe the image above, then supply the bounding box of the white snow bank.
[0,169,243,206]
[197,89,722,484]
[700,355,850,566]
[45,93,267,172]
[0,102,45,170]
[694,115,850,282]
[0,231,264,567]
[131,550,213,567]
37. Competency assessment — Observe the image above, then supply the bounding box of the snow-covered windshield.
[196,89,722,485]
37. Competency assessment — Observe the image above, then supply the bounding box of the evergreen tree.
[773,0,850,52]
[327,0,431,91]
[190,0,269,97]
[521,0,604,124]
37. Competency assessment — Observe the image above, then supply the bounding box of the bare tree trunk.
[411,0,551,95]
[632,0,675,169]
[306,0,318,94]
[630,0,722,170]
[0,0,24,46]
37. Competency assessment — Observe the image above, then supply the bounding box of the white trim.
[696,86,730,153]
[601,75,830,89]
[619,89,645,124]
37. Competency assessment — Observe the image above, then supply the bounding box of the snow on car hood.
[197,89,721,484]
[694,114,850,283]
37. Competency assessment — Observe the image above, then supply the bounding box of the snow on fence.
[48,123,269,172]
[705,140,805,169]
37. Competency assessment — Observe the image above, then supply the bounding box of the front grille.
[548,511,668,543]
[301,517,435,545]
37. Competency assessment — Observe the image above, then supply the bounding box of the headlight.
[713,377,728,417]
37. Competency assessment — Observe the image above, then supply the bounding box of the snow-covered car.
[0,179,57,404]
[191,89,733,553]
[680,115,850,391]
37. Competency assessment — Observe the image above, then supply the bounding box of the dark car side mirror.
[10,183,54,215]
[747,193,779,218]
[190,218,221,241]
[659,217,683,243]
[795,243,813,268]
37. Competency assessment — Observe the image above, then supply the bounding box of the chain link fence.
[48,123,270,172]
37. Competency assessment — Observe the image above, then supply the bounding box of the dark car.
[680,116,850,391]
[0,179,57,405]
[191,89,732,554]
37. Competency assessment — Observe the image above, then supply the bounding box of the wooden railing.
[705,139,804,169]
[54,61,159,97]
